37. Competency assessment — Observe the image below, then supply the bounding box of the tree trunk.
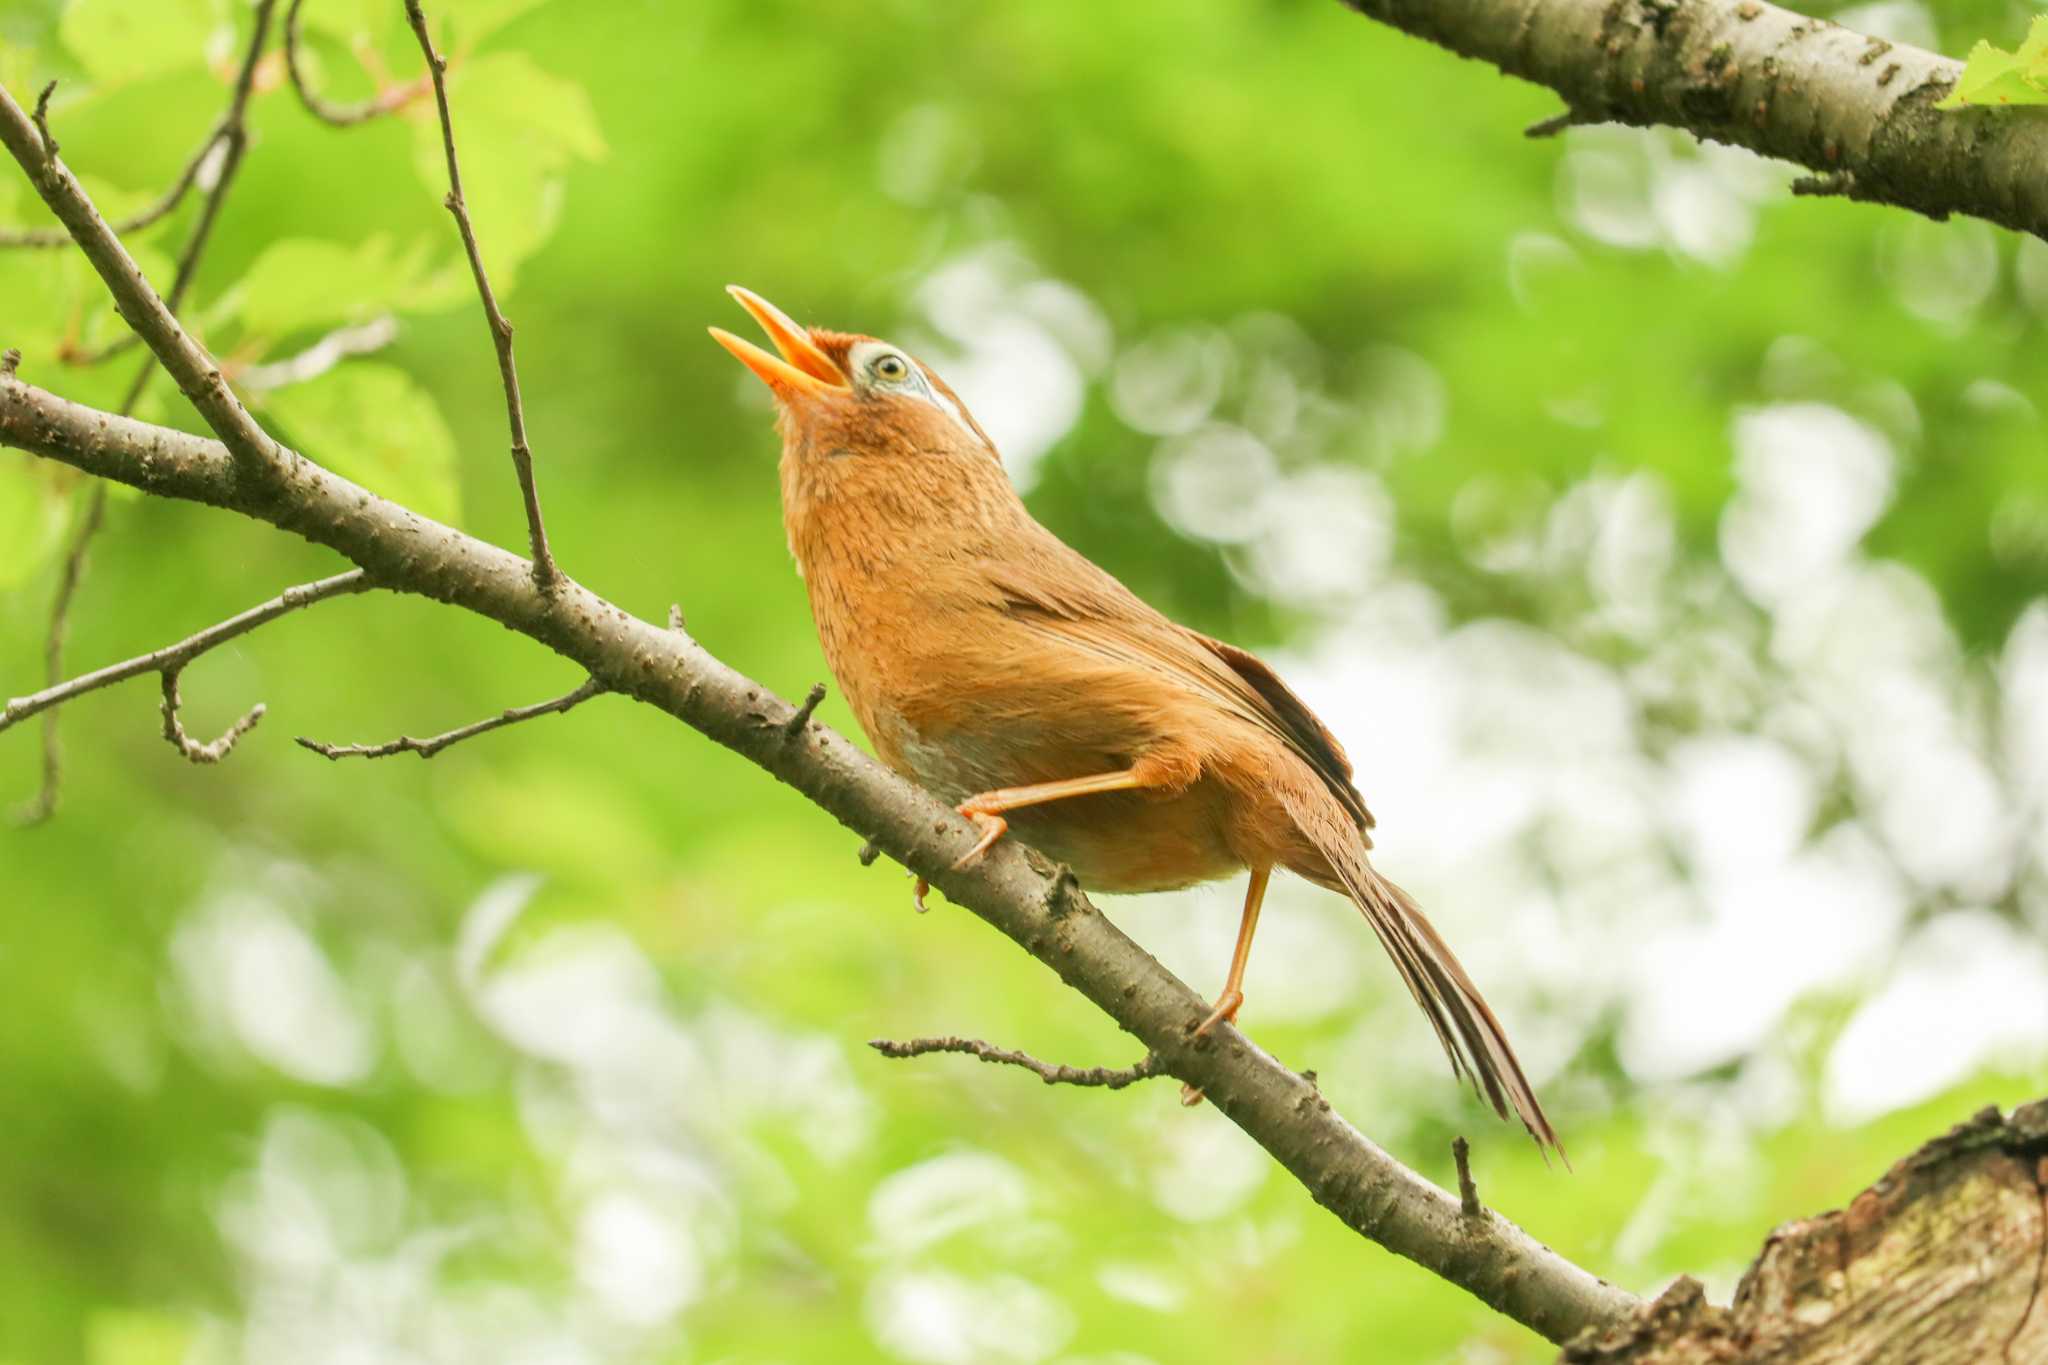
[1563,1101,2048,1363]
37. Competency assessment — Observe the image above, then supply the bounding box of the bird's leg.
[905,767,1152,914]
[1182,865,1272,1107]
[947,768,1151,871]
[1195,864,1270,1036]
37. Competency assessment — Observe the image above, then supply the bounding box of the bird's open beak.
[709,286,847,399]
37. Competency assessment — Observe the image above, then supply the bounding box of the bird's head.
[709,286,997,464]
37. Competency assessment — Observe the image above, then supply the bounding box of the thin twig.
[781,681,826,739]
[0,129,224,249]
[30,81,56,161]
[668,604,686,632]
[870,1036,1168,1090]
[295,677,605,760]
[1524,108,1586,139]
[403,0,559,590]
[111,0,279,394]
[284,0,429,127]
[1,570,371,734]
[12,483,105,825]
[161,665,264,763]
[1454,1136,1482,1218]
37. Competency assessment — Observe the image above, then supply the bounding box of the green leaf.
[235,234,436,339]
[1936,17,2048,108]
[259,363,462,524]
[59,0,222,86]
[409,51,605,289]
[0,459,73,592]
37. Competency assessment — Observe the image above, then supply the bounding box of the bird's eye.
[871,353,910,382]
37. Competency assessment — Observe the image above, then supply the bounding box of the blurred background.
[3,0,2048,1360]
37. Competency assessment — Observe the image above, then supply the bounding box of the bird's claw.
[950,808,1008,870]
[911,875,931,913]
[1193,988,1244,1039]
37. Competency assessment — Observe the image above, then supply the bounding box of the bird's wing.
[988,539,1374,833]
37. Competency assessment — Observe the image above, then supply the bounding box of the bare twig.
[871,1036,1168,1090]
[161,665,264,763]
[30,81,56,161]
[295,677,604,760]
[1524,108,1589,139]
[781,681,826,739]
[284,0,428,127]
[12,483,105,825]
[668,603,686,632]
[1,570,371,734]
[110,0,279,394]
[0,130,225,250]
[1454,1136,1482,1217]
[403,0,558,590]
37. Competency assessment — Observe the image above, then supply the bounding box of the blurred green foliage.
[2,0,2047,1362]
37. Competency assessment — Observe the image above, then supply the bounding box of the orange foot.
[908,808,1012,912]
[951,808,1007,868]
[1193,988,1244,1039]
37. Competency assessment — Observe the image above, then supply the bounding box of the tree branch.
[160,666,264,764]
[402,0,559,590]
[1454,1135,1482,1217]
[12,483,105,825]
[0,73,1640,1345]
[284,0,427,127]
[871,1036,1168,1090]
[296,676,605,759]
[1334,0,2048,241]
[0,570,372,735]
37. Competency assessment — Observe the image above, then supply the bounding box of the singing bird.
[711,286,1558,1151]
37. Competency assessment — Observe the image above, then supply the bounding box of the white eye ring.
[871,353,910,382]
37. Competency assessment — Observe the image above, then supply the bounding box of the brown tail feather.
[1289,803,1562,1157]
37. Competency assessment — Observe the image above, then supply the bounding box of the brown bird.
[710,286,1559,1152]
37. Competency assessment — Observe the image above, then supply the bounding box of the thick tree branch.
[871,1036,1168,1090]
[1335,0,2048,241]
[296,676,605,759]
[1563,1101,2048,1362]
[402,0,558,590]
[0,72,1639,1345]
